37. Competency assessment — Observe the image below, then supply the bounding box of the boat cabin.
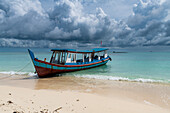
[49,48,108,65]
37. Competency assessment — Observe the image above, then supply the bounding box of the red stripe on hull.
[35,62,107,78]
[35,66,80,78]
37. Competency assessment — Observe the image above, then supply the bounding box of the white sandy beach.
[0,76,170,113]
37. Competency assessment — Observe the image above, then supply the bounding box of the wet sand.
[0,75,170,113]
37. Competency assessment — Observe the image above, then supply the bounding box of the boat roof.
[51,48,108,53]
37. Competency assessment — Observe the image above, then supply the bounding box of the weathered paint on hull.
[35,62,107,78]
[34,58,109,78]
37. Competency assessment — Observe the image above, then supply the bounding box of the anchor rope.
[0,61,31,80]
[17,61,31,72]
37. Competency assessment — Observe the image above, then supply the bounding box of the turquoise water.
[0,48,170,83]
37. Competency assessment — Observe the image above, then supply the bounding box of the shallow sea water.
[0,47,170,83]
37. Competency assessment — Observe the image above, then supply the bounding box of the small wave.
[132,78,162,83]
[75,74,163,83]
[76,75,129,81]
[0,71,36,76]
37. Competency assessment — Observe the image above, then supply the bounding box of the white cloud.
[127,0,168,29]
[0,0,170,48]
[1,0,46,16]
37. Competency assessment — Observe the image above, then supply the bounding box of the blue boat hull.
[28,49,111,78]
[34,58,110,77]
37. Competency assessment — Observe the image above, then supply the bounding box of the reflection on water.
[0,74,102,92]
[34,76,102,92]
[62,64,111,76]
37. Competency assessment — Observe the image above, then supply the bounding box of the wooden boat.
[28,48,112,78]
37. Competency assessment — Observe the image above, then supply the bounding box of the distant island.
[113,51,128,53]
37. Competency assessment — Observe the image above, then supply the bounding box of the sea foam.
[75,74,164,83]
[0,71,36,76]
[0,71,166,83]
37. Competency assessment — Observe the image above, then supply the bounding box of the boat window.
[50,49,108,64]
[50,51,67,64]
[50,51,54,63]
[60,52,66,64]
[72,54,76,63]
[51,52,59,64]
[89,53,91,62]
[104,50,107,58]
[93,53,98,60]
[74,54,76,62]
[66,53,71,63]
[68,54,71,58]
[100,51,105,59]
[83,54,89,62]
[66,53,77,63]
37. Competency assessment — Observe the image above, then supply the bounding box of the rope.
[0,61,31,80]
[17,62,31,72]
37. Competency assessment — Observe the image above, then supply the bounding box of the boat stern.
[108,56,112,61]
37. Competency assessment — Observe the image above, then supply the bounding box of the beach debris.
[40,109,49,113]
[53,107,62,112]
[13,111,20,113]
[83,106,87,110]
[76,99,79,101]
[30,100,34,104]
[0,103,5,107]
[9,93,11,95]
[7,100,13,104]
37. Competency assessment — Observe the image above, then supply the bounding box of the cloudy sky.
[0,0,170,48]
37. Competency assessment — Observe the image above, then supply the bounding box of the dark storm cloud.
[0,0,170,48]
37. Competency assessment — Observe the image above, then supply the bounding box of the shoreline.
[0,72,170,84]
[0,75,170,112]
